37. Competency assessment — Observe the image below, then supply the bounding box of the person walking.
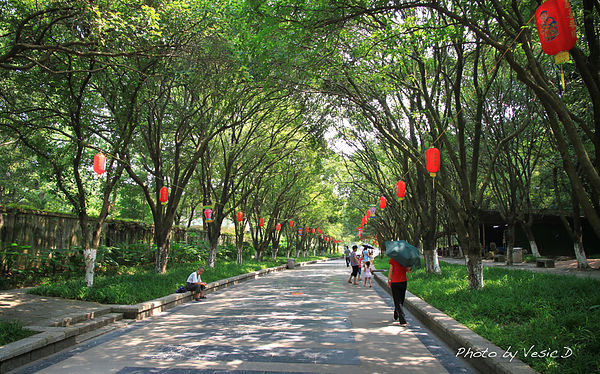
[362,245,371,268]
[186,266,207,301]
[387,258,411,326]
[363,262,373,288]
[344,246,351,267]
[347,245,360,285]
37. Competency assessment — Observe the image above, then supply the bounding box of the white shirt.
[187,271,201,284]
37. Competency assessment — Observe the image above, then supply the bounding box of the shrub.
[0,320,35,346]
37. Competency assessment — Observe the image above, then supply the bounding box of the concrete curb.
[373,272,538,374]
[0,257,338,373]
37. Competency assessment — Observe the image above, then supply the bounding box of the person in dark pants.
[387,258,411,326]
[186,266,207,301]
[347,245,360,285]
[344,246,351,267]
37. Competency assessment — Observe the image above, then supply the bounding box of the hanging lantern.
[379,196,387,210]
[535,0,577,88]
[259,218,264,227]
[366,210,371,219]
[276,223,281,231]
[426,147,441,187]
[396,181,406,201]
[312,228,316,234]
[298,228,303,236]
[361,216,367,225]
[237,211,243,222]
[289,220,294,228]
[203,207,214,223]
[93,152,106,175]
[159,187,169,204]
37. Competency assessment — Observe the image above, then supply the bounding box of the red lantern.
[237,211,243,222]
[259,218,264,227]
[93,152,106,175]
[306,227,309,233]
[379,196,387,210]
[204,208,213,222]
[317,227,322,234]
[396,181,406,200]
[426,147,441,177]
[159,187,168,203]
[276,223,281,231]
[535,0,577,64]
[289,220,294,228]
[366,210,371,219]
[312,228,316,234]
[361,216,367,225]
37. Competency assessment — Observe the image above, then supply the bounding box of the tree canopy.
[2,0,599,288]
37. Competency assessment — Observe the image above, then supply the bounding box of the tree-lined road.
[14,260,476,374]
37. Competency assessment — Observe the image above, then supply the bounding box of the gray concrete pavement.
[10,260,477,374]
[0,288,108,327]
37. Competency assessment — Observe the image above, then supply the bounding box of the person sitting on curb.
[186,266,207,301]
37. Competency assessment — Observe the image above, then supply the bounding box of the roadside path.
[10,259,478,374]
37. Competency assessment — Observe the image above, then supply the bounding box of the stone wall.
[0,207,231,252]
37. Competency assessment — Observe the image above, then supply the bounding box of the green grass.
[28,256,336,305]
[0,320,35,346]
[373,256,600,374]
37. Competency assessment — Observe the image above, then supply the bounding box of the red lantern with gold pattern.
[159,187,168,203]
[426,147,440,177]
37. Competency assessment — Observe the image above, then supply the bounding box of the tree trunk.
[271,234,280,259]
[460,217,484,289]
[505,224,515,266]
[572,211,590,269]
[521,221,541,257]
[574,241,589,269]
[235,222,244,265]
[465,252,484,290]
[154,226,171,274]
[208,235,219,268]
[422,232,441,274]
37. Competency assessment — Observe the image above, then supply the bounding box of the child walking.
[363,262,373,287]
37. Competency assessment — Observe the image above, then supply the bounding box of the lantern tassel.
[560,64,566,90]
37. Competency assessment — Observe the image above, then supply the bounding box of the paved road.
[13,260,477,374]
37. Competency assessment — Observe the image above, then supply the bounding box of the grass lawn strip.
[372,257,600,374]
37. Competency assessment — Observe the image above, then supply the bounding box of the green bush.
[0,320,35,346]
[170,240,209,264]
[28,254,337,305]
[373,257,600,374]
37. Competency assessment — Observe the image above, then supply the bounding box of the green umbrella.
[385,240,421,268]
